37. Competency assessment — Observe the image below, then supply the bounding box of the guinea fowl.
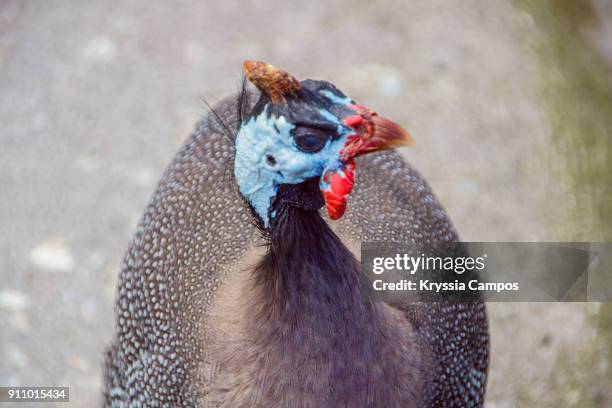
[104,61,489,407]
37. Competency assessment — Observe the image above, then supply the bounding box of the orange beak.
[340,105,414,160]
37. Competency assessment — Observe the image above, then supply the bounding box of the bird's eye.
[293,127,329,153]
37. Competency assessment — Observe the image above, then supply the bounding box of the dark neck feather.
[252,206,370,321]
[244,208,423,406]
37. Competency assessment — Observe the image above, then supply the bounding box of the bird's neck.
[248,206,397,381]
[236,207,425,405]
[249,207,384,347]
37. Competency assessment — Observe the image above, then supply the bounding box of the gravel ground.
[0,1,610,407]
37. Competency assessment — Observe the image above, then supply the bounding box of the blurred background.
[1,0,611,406]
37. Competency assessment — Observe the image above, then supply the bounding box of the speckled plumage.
[103,93,489,407]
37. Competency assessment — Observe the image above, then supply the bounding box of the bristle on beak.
[340,109,414,161]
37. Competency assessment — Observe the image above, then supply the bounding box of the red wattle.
[320,160,355,220]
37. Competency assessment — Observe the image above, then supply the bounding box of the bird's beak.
[340,107,414,160]
[320,105,414,220]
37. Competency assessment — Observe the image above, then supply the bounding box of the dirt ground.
[1,1,610,407]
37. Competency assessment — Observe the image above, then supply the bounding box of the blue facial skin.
[234,105,351,228]
[321,90,353,105]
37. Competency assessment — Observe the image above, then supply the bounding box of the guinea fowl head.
[234,60,414,229]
